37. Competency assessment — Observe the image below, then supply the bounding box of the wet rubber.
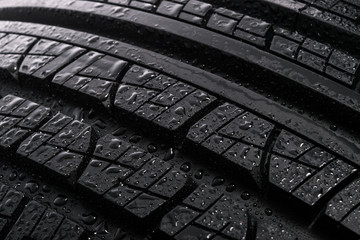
[0,0,358,239]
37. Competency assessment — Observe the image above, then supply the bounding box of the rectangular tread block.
[52,51,102,84]
[114,85,158,112]
[270,35,299,59]
[52,218,84,240]
[219,112,274,148]
[237,16,272,37]
[187,103,243,144]
[269,155,315,193]
[30,209,64,240]
[5,201,47,240]
[125,158,172,189]
[326,178,360,221]
[293,159,357,205]
[183,184,222,210]
[94,134,131,161]
[154,90,216,131]
[78,159,132,195]
[207,14,237,35]
[160,205,200,236]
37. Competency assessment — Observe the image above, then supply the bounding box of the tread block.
[20,55,55,75]
[0,54,21,70]
[298,147,335,168]
[94,134,131,161]
[52,51,102,84]
[17,132,51,157]
[273,130,313,158]
[0,34,19,49]
[124,193,166,218]
[0,189,24,217]
[30,209,63,240]
[28,144,60,164]
[114,84,158,112]
[39,112,73,134]
[0,95,25,115]
[160,206,199,236]
[201,133,235,154]
[0,183,9,201]
[117,145,152,169]
[63,75,91,91]
[233,29,266,47]
[80,55,127,80]
[326,178,360,221]
[0,117,21,135]
[255,218,297,240]
[52,218,84,240]
[0,35,36,54]
[130,1,154,11]
[17,105,51,129]
[183,184,222,210]
[222,221,247,240]
[34,46,85,79]
[187,103,243,144]
[157,1,183,17]
[269,155,315,192]
[11,100,39,117]
[135,103,166,121]
[207,14,237,34]
[104,183,140,207]
[302,38,332,58]
[270,36,299,59]
[48,120,89,148]
[297,49,325,72]
[122,65,157,86]
[175,225,214,240]
[126,158,172,189]
[196,195,247,232]
[67,127,92,153]
[219,112,274,148]
[294,159,356,205]
[5,201,46,240]
[151,82,194,107]
[274,27,305,43]
[237,16,272,37]
[183,0,212,17]
[223,142,262,171]
[0,127,29,148]
[78,78,113,104]
[342,206,360,235]
[215,7,243,20]
[44,151,84,183]
[154,90,216,131]
[179,12,203,25]
[78,159,132,195]
[329,50,359,75]
[144,74,177,90]
[29,39,60,55]
[46,43,73,56]
[331,1,360,21]
[149,170,192,198]
[326,65,354,85]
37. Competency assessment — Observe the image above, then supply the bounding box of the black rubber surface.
[0,0,358,239]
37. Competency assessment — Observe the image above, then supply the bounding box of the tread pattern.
[0,181,84,240]
[187,102,360,234]
[0,94,198,224]
[0,20,358,237]
[0,94,297,239]
[75,0,360,87]
[0,1,359,123]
